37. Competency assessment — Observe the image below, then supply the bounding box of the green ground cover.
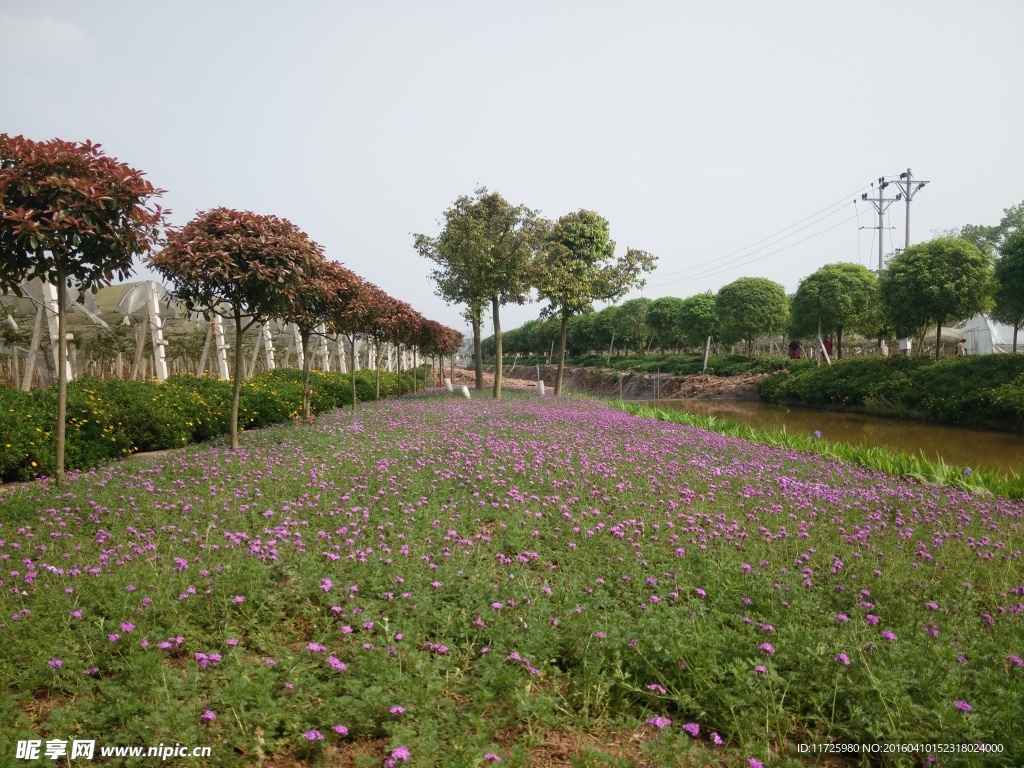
[1,393,1021,767]
[758,356,1024,432]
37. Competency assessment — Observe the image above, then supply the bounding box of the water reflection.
[640,399,1024,475]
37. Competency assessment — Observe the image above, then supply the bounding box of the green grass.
[1,392,1021,767]
[612,401,1024,500]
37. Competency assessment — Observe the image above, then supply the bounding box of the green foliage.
[992,229,1024,348]
[0,368,420,482]
[789,263,879,356]
[614,400,1024,499]
[879,237,994,346]
[644,296,684,351]
[758,355,1024,432]
[610,298,651,354]
[715,277,789,354]
[674,292,718,349]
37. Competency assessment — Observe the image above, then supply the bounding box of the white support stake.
[147,282,169,382]
[262,323,276,371]
[214,315,230,380]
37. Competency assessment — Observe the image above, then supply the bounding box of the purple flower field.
[1,393,1021,766]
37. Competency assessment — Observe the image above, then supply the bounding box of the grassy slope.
[1,394,1021,767]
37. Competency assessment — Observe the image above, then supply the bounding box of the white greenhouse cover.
[962,314,1018,354]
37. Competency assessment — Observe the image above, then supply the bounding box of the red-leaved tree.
[0,134,166,482]
[148,208,322,449]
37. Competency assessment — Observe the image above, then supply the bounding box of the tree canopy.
[645,296,684,351]
[992,228,1024,352]
[149,208,323,448]
[716,277,788,355]
[789,262,878,358]
[0,134,166,482]
[536,209,655,392]
[879,236,994,358]
[674,292,718,349]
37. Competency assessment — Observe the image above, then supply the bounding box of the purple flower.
[759,643,775,655]
[755,665,767,674]
[647,684,667,695]
[306,642,327,652]
[954,700,972,712]
[1007,654,1024,667]
[321,578,333,592]
[120,622,135,633]
[748,760,765,768]
[48,658,62,669]
[390,705,405,715]
[646,716,672,730]
[865,614,879,625]
[391,745,411,761]
[201,710,216,721]
[333,724,349,735]
[484,754,501,762]
[108,633,121,643]
[490,602,503,610]
[70,610,82,619]
[711,732,723,745]
[303,730,324,740]
[84,667,99,676]
[264,657,277,665]
[683,722,700,737]
[836,613,849,622]
[232,595,245,604]
[834,653,851,665]
[227,638,238,647]
[695,588,707,598]
[328,655,347,671]
[882,630,898,641]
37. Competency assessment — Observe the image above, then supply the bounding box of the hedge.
[758,355,1024,432]
[0,367,424,482]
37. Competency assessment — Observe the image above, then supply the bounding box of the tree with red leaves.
[279,259,361,419]
[0,134,166,482]
[149,208,323,449]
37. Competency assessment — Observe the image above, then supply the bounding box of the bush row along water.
[0,368,424,482]
[758,355,1024,431]
[489,353,810,377]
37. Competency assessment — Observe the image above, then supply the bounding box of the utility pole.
[889,168,929,250]
[860,178,901,276]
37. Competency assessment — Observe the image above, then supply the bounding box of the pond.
[637,399,1024,475]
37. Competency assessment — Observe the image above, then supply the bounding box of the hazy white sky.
[3,1,1022,337]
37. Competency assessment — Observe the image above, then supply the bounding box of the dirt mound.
[460,364,772,400]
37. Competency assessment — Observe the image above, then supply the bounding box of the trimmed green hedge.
[758,355,1024,431]
[0,367,423,482]
[488,353,811,377]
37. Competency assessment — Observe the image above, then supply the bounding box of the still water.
[639,399,1024,475]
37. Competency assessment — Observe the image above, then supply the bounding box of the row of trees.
[415,188,656,397]
[0,134,461,482]
[490,209,1024,362]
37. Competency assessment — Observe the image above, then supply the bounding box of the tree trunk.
[412,348,417,392]
[1014,323,1019,353]
[301,329,312,420]
[55,272,68,483]
[836,326,843,360]
[935,319,943,360]
[230,309,245,450]
[397,344,402,396]
[351,335,358,409]
[375,342,381,401]
[555,312,569,395]
[491,295,503,400]
[472,310,484,390]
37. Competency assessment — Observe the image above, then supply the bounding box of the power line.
[649,213,861,288]
[651,182,874,280]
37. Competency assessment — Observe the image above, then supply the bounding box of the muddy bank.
[479,364,771,400]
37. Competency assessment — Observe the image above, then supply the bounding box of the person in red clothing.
[823,337,833,358]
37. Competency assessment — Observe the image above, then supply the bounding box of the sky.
[2,1,1022,340]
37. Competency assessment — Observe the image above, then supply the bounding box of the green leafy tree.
[149,208,323,449]
[716,277,788,356]
[958,201,1024,256]
[416,187,539,398]
[536,210,655,393]
[879,237,994,359]
[0,134,166,482]
[789,263,878,359]
[645,296,685,351]
[612,297,652,354]
[675,292,718,350]
[992,228,1024,352]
